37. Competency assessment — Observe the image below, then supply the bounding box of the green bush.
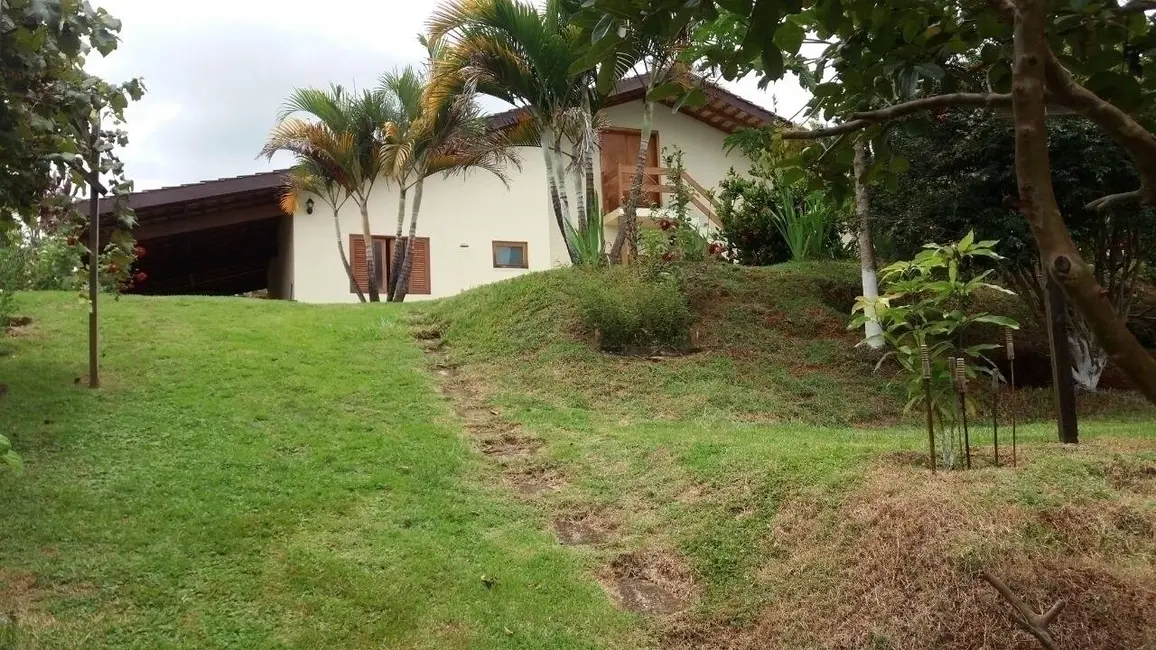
[572,267,693,352]
[715,172,792,266]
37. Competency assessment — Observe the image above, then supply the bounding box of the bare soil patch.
[552,507,618,546]
[0,568,96,630]
[663,452,1156,650]
[505,465,566,498]
[599,551,695,616]
[478,433,542,460]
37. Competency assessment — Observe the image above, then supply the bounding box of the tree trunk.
[542,127,578,263]
[573,144,588,235]
[334,207,366,303]
[550,136,574,240]
[609,99,655,264]
[1010,0,1156,406]
[1069,328,1108,390]
[388,186,408,301]
[583,93,598,232]
[358,200,380,302]
[393,178,424,303]
[854,139,883,349]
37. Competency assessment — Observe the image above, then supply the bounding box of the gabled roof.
[487,74,787,135]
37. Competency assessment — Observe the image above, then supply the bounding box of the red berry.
[107,262,119,273]
[658,218,673,231]
[133,271,147,282]
[133,246,146,258]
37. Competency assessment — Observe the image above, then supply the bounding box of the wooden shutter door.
[349,235,368,294]
[409,237,431,295]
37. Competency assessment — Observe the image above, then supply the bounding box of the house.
[102,77,782,301]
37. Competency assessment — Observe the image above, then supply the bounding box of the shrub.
[573,267,693,352]
[716,171,791,266]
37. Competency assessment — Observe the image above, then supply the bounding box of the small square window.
[492,241,529,269]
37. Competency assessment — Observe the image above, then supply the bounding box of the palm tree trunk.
[854,140,883,349]
[358,200,380,302]
[582,90,598,229]
[542,127,578,263]
[334,207,366,303]
[550,136,575,240]
[388,186,408,301]
[609,99,654,264]
[573,144,587,235]
[393,178,424,303]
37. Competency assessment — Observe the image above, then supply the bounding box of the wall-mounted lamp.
[305,198,315,215]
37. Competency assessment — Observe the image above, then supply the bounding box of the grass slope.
[0,293,638,649]
[430,262,1154,426]
[426,264,1156,649]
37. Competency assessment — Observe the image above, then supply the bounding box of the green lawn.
[0,293,637,649]
[2,286,1154,650]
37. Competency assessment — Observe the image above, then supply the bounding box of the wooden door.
[599,129,660,213]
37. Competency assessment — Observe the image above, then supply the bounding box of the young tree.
[263,86,397,301]
[607,0,1156,405]
[3,1,143,392]
[854,139,884,349]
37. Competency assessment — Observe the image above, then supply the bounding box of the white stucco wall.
[290,99,749,303]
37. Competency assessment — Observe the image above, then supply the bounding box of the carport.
[100,170,294,297]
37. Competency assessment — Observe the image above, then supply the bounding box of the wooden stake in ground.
[956,358,971,469]
[1007,330,1018,468]
[992,371,1000,467]
[921,344,936,472]
[1045,272,1078,443]
[981,571,1065,650]
[86,118,101,390]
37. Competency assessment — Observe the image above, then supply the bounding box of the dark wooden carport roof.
[98,170,288,296]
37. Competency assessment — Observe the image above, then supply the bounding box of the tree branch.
[1044,50,1156,209]
[781,93,1012,139]
[1085,189,1145,211]
[981,571,1065,650]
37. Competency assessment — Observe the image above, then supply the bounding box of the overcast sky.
[85,0,812,190]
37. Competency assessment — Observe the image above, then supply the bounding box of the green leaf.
[971,314,1020,329]
[773,21,805,55]
[759,46,785,80]
[647,82,687,102]
[569,32,622,75]
[914,62,944,80]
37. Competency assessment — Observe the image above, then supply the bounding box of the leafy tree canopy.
[1,0,144,219]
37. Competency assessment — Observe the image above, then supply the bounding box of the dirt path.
[411,319,696,618]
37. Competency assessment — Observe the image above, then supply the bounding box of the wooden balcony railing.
[601,164,721,227]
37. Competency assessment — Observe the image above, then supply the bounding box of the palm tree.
[262,85,398,301]
[383,38,527,302]
[279,159,365,302]
[378,66,425,300]
[427,0,598,264]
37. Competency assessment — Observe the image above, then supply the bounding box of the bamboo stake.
[1007,330,1018,468]
[957,358,972,470]
[921,344,936,473]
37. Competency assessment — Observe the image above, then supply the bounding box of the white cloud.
[85,0,811,190]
